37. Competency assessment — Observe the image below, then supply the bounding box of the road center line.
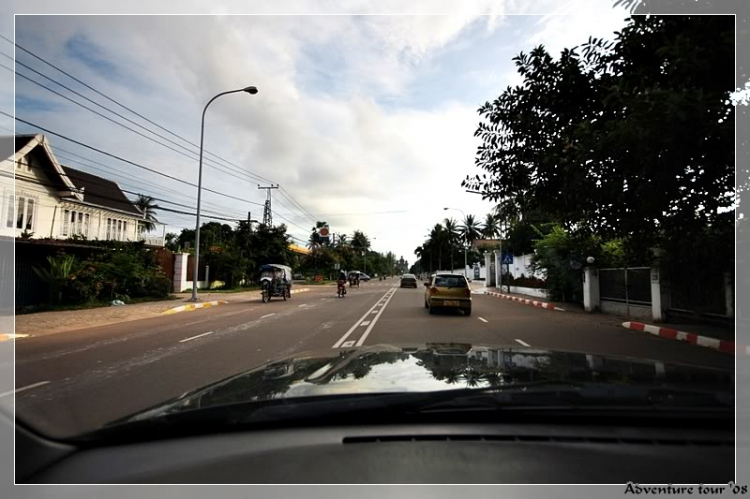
[332,288,395,348]
[179,331,214,343]
[515,339,531,347]
[478,317,488,323]
[261,313,276,319]
[356,288,398,347]
[0,380,50,398]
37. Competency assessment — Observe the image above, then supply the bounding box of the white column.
[173,253,188,292]
[583,267,600,312]
[724,271,734,317]
[483,251,492,285]
[650,266,663,322]
[205,265,210,288]
[493,249,502,290]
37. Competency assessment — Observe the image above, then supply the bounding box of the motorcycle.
[337,279,347,298]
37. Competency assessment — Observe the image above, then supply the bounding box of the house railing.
[139,234,165,247]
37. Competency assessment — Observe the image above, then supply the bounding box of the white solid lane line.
[332,288,395,348]
[179,331,214,343]
[0,380,50,398]
[478,317,488,323]
[356,288,398,347]
[515,339,531,347]
[261,313,276,319]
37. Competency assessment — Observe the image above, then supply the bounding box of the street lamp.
[444,207,468,277]
[191,85,258,302]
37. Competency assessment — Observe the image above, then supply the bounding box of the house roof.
[61,166,142,216]
[3,134,144,217]
[14,134,37,152]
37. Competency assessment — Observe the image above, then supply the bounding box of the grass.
[15,295,180,315]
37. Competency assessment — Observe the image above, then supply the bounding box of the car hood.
[123,343,734,422]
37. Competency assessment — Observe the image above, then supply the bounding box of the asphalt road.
[11,277,733,437]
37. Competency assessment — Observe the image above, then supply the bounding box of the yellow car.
[423,273,472,316]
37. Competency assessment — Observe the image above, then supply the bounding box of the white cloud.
[7,5,631,261]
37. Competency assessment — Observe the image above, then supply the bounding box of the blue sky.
[8,9,630,260]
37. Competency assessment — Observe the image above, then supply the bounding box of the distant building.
[1,134,163,245]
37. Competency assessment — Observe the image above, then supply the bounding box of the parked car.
[359,273,371,281]
[424,273,472,316]
[293,273,304,280]
[400,273,418,288]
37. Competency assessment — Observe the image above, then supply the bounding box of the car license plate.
[443,300,459,306]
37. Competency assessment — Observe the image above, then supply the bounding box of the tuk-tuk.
[259,264,292,303]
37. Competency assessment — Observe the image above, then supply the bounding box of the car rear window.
[403,274,415,279]
[434,276,467,288]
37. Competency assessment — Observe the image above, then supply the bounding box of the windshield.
[434,276,467,288]
[5,10,736,455]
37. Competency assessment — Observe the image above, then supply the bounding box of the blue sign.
[501,253,513,264]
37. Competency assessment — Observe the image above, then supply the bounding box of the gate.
[599,267,652,317]
[153,248,175,291]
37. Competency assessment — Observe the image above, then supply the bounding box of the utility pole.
[258,184,279,226]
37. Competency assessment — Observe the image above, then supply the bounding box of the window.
[5,194,14,228]
[60,209,90,237]
[106,217,129,241]
[434,275,467,288]
[15,196,35,231]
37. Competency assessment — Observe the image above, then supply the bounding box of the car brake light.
[430,287,439,295]
[464,288,471,297]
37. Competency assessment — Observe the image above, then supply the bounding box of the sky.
[5,3,632,263]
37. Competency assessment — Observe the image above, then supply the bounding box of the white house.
[1,134,162,244]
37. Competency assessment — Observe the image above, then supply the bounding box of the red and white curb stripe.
[486,291,565,311]
[622,321,738,355]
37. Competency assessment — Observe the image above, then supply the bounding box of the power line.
[3,60,273,191]
[51,149,247,218]
[3,38,324,228]
[3,35,324,228]
[4,112,265,208]
[13,159,244,223]
[1,35,276,184]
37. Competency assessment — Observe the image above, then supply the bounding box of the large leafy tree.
[464,15,735,259]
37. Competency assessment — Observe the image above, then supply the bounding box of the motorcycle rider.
[338,271,347,296]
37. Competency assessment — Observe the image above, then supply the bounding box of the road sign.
[501,253,513,264]
[334,263,340,270]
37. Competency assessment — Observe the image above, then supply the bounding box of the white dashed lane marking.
[0,381,50,398]
[179,331,214,343]
[261,313,275,319]
[478,317,488,323]
[515,339,531,347]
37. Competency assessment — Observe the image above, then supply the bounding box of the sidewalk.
[15,289,269,337]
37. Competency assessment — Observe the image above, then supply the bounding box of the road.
[10,277,733,437]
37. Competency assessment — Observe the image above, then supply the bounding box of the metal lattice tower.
[258,185,279,226]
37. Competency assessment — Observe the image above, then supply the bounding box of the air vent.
[342,435,732,446]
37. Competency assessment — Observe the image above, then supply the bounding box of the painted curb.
[486,291,565,312]
[162,300,228,315]
[621,321,738,355]
[291,288,310,294]
[0,333,29,342]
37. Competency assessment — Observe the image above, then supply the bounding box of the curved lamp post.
[191,86,258,301]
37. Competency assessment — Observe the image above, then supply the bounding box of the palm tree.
[483,212,501,239]
[336,234,349,248]
[443,217,460,271]
[135,195,159,232]
[460,214,483,245]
